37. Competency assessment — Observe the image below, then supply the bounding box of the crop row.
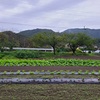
[1,70,100,75]
[0,59,100,67]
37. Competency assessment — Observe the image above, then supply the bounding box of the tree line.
[0,31,100,54]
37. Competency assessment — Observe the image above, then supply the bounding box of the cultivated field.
[0,55,100,100]
[0,84,100,100]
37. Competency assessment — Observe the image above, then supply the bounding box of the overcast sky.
[0,0,100,32]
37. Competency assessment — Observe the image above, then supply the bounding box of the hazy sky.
[0,0,100,32]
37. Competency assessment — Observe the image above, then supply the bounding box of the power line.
[0,21,68,29]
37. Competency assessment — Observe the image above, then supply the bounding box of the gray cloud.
[17,0,84,18]
[0,0,20,8]
[0,0,100,32]
[41,0,84,11]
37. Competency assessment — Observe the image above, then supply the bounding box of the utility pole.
[84,26,86,30]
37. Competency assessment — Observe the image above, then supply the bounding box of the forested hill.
[63,28,100,38]
[18,28,100,38]
[2,31,22,39]
[18,28,54,37]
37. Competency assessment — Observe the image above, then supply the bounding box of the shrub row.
[0,50,41,59]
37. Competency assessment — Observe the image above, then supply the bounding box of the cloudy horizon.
[0,0,100,32]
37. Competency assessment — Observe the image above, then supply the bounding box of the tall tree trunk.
[1,48,4,52]
[72,49,76,54]
[69,44,77,54]
[53,46,56,55]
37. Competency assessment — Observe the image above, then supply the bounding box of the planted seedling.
[16,70,21,75]
[10,71,14,75]
[29,71,34,75]
[23,71,26,75]
[22,70,26,74]
[56,71,61,75]
[22,70,25,72]
[3,71,7,75]
[47,70,50,72]
[91,70,96,75]
[98,70,100,75]
[71,71,75,75]
[41,70,44,72]
[85,70,89,75]
[50,71,55,75]
[59,70,64,72]
[78,70,82,75]
[65,70,70,74]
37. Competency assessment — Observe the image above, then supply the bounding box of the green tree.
[0,32,8,52]
[31,32,46,47]
[63,33,94,54]
[7,37,19,51]
[2,31,20,50]
[46,32,62,55]
[95,38,100,51]
[31,32,61,55]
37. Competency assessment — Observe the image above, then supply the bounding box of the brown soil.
[54,55,100,60]
[0,66,100,72]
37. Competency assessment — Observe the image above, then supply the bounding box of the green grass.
[0,84,100,100]
[0,50,41,59]
[0,50,99,59]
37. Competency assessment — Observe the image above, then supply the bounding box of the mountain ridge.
[17,28,100,38]
[1,28,100,38]
[18,28,54,37]
[63,28,100,38]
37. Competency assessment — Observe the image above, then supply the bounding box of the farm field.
[0,0,100,98]
[0,66,100,72]
[0,55,100,72]
[0,84,100,100]
[0,54,100,100]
